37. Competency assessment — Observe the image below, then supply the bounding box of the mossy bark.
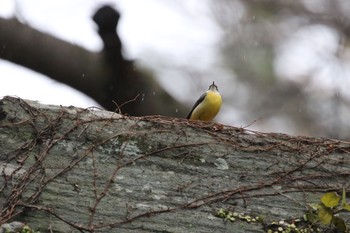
[1,96,350,232]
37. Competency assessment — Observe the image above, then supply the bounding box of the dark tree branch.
[0,6,186,117]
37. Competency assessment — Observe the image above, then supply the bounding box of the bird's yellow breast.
[190,91,222,121]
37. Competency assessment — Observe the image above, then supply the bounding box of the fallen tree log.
[0,96,350,232]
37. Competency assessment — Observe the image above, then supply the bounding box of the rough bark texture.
[0,96,350,232]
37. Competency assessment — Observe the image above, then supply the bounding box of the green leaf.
[343,203,350,212]
[305,211,319,224]
[333,216,347,232]
[318,205,333,225]
[342,187,346,205]
[341,187,350,212]
[308,203,319,211]
[321,192,340,208]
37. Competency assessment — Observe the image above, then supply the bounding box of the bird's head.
[208,81,219,92]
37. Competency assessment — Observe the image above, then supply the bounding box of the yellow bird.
[187,82,222,121]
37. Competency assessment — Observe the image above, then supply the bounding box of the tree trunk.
[0,96,350,232]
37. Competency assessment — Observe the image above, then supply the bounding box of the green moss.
[20,225,41,233]
[216,189,350,232]
[216,209,262,223]
[216,208,320,233]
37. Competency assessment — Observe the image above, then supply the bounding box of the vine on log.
[1,96,350,232]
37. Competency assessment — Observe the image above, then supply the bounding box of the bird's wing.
[186,93,206,119]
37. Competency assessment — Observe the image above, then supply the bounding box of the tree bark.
[0,96,350,232]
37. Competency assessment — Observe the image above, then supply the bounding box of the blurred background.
[1,0,350,140]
